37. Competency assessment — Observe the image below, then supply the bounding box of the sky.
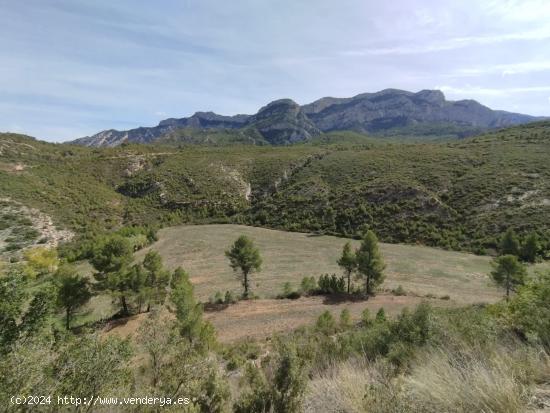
[1,0,550,142]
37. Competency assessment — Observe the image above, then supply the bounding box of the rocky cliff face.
[302,89,537,133]
[245,99,320,145]
[71,112,250,147]
[71,89,542,147]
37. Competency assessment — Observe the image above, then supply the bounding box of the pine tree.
[521,232,539,263]
[142,250,170,311]
[170,267,215,350]
[55,265,92,329]
[490,255,527,299]
[225,235,262,299]
[337,241,356,294]
[91,235,134,314]
[355,230,386,297]
[499,228,520,256]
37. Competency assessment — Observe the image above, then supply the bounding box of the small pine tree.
[490,255,527,299]
[356,230,386,297]
[55,265,92,329]
[224,290,236,304]
[283,282,293,297]
[339,308,352,330]
[499,228,520,256]
[521,232,539,263]
[171,267,216,351]
[142,251,170,311]
[361,308,371,326]
[315,310,336,335]
[300,276,317,295]
[225,236,262,299]
[375,307,386,323]
[272,345,308,413]
[91,235,134,314]
[337,242,356,294]
[214,291,224,304]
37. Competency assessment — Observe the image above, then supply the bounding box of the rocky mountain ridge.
[71,89,543,147]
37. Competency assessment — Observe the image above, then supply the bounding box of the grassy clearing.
[137,224,501,304]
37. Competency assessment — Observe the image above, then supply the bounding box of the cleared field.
[105,294,449,343]
[137,224,502,305]
[204,294,450,342]
[108,224,550,343]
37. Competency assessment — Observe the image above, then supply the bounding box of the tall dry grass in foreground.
[304,343,550,413]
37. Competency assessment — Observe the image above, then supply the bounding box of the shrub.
[508,271,550,349]
[286,291,301,300]
[339,309,352,330]
[211,291,224,304]
[361,308,372,326]
[277,282,302,299]
[318,273,346,295]
[391,285,407,296]
[224,290,237,304]
[300,276,317,295]
[375,308,386,323]
[315,311,337,335]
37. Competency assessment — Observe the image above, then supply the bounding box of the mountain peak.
[414,89,445,104]
[71,89,541,147]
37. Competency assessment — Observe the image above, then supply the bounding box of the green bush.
[277,282,302,299]
[315,311,337,335]
[391,285,407,296]
[224,290,237,304]
[318,273,346,294]
[300,276,317,295]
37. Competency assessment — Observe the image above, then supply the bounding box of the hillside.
[71,89,542,147]
[1,122,550,256]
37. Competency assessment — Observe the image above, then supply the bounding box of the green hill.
[1,122,550,254]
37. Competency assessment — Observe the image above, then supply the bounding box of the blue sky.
[1,0,550,142]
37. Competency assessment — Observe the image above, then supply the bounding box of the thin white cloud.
[342,28,550,56]
[482,0,550,22]
[438,85,550,97]
[456,61,550,77]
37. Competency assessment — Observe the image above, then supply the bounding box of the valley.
[104,223,503,342]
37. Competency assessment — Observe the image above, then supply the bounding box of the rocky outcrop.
[302,89,539,133]
[246,99,321,145]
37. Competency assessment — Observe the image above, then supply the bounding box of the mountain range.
[71,89,544,147]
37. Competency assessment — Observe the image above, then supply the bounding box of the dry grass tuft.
[304,343,550,413]
[304,359,372,413]
[405,345,540,413]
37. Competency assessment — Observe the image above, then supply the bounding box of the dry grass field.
[98,225,546,342]
[137,224,502,304]
[97,224,550,342]
[103,224,511,342]
[101,223,549,342]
